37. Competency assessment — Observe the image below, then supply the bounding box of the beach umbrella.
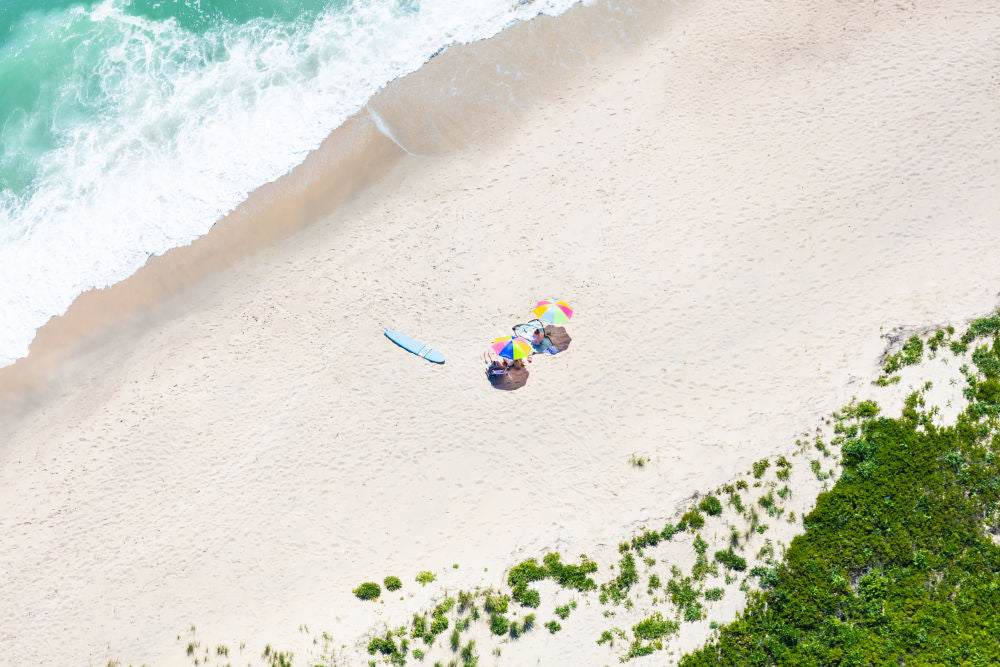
[532,300,573,324]
[491,336,533,361]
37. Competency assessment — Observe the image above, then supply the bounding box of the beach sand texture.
[1,0,999,664]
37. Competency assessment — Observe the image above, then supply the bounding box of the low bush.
[699,495,723,516]
[353,582,380,601]
[714,549,746,571]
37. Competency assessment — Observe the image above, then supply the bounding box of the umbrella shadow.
[544,326,572,352]
[488,365,529,391]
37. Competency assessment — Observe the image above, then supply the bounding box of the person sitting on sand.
[484,350,510,376]
[531,328,558,355]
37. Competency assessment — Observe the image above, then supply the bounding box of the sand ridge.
[1,0,999,664]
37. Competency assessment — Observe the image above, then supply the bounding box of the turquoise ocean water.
[0,0,577,366]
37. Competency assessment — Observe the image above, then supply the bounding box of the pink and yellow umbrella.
[532,300,573,324]
[491,336,534,361]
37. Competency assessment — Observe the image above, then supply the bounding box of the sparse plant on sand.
[698,495,723,516]
[353,582,381,600]
[383,575,402,591]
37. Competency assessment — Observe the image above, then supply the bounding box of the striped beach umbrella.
[532,300,573,324]
[491,336,533,361]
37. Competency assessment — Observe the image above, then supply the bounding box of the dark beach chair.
[486,360,509,379]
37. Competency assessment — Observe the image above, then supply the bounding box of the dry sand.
[1,0,999,664]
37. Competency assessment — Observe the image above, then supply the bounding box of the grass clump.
[383,576,402,591]
[600,552,638,605]
[666,576,701,621]
[751,458,770,478]
[633,612,679,641]
[544,620,562,634]
[714,548,747,572]
[679,508,705,531]
[353,582,381,601]
[698,495,723,516]
[489,613,509,636]
[415,571,436,586]
[775,456,792,481]
[542,552,598,591]
[883,333,924,374]
[629,453,650,467]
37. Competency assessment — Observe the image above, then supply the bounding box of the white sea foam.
[0,0,580,367]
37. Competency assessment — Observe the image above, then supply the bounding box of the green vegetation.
[384,576,402,591]
[599,552,638,605]
[415,571,436,586]
[698,495,723,516]
[544,620,562,633]
[353,582,380,601]
[679,508,705,530]
[713,548,746,572]
[682,315,1000,665]
[751,459,770,479]
[883,333,924,373]
[775,456,792,481]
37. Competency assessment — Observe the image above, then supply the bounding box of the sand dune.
[1,0,999,664]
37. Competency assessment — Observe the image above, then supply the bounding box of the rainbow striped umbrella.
[532,300,573,324]
[492,336,533,361]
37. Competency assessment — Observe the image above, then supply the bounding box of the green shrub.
[554,604,571,620]
[515,587,540,608]
[489,614,509,636]
[661,522,682,540]
[460,640,477,666]
[415,571,436,586]
[680,509,705,530]
[544,620,562,634]
[484,594,509,615]
[699,495,723,516]
[752,459,770,478]
[507,559,547,589]
[542,552,598,591]
[383,576,402,591]
[630,529,662,550]
[624,641,655,659]
[884,334,924,373]
[633,612,679,640]
[704,587,724,601]
[353,582,381,600]
[714,549,746,571]
[429,614,448,635]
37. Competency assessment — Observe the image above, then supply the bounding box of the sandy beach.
[1,0,999,664]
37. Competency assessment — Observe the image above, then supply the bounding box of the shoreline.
[0,0,660,415]
[1,0,999,664]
